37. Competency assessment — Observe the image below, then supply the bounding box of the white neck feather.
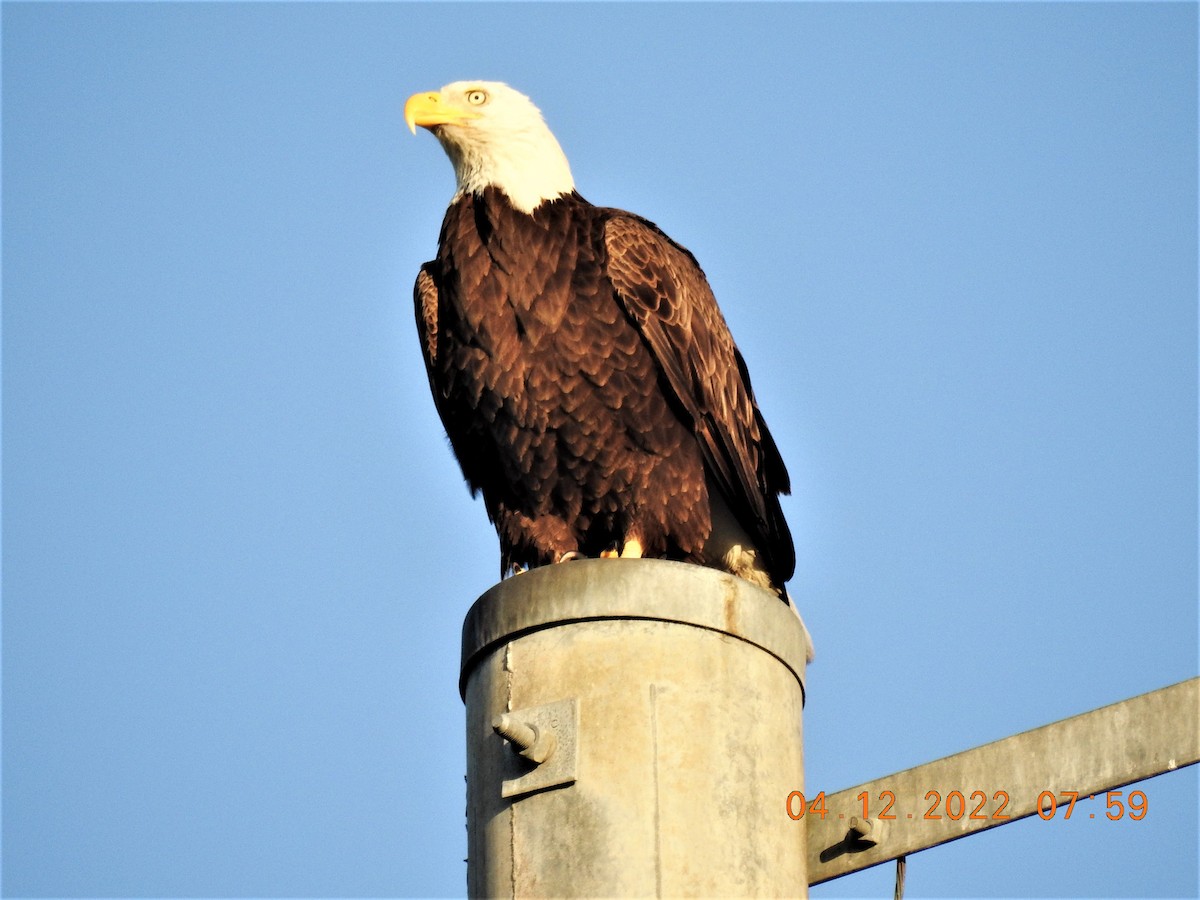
[441,126,574,214]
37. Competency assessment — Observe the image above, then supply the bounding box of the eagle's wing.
[603,214,794,583]
[416,260,485,488]
[414,263,447,416]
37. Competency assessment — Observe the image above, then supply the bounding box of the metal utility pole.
[460,559,813,898]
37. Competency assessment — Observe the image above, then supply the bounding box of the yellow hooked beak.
[404,90,482,134]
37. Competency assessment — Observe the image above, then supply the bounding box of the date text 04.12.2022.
[786,790,1148,822]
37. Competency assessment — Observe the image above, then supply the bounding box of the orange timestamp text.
[786,789,1148,822]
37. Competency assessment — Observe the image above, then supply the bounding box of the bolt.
[848,816,879,846]
[493,714,557,765]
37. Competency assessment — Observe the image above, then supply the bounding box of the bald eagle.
[407,81,795,596]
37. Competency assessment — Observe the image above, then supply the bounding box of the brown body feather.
[416,186,794,589]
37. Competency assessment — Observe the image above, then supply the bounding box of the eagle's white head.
[405,81,576,215]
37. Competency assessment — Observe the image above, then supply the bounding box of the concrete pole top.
[459,558,812,701]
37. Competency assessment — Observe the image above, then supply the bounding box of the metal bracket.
[492,698,578,799]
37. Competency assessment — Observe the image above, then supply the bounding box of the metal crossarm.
[806,677,1200,885]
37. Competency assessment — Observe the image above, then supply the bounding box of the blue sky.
[3,2,1196,898]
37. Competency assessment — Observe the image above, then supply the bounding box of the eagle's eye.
[465,89,488,106]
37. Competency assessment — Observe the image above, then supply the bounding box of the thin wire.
[894,855,907,900]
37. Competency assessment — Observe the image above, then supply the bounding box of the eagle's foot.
[619,538,644,559]
[556,551,586,563]
[600,539,644,559]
